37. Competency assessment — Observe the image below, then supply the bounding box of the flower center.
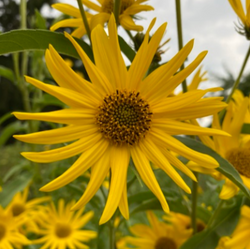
[186,220,205,232]
[96,90,152,145]
[0,224,6,240]
[226,147,250,178]
[155,237,177,249]
[55,223,72,238]
[12,203,25,216]
[102,0,134,14]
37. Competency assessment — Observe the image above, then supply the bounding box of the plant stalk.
[76,0,91,42]
[175,0,188,93]
[219,44,250,120]
[109,218,115,249]
[191,172,198,234]
[226,44,250,104]
[114,0,122,26]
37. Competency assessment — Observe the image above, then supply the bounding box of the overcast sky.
[47,0,250,86]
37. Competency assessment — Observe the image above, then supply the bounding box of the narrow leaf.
[0,121,28,146]
[0,66,15,82]
[0,171,33,207]
[118,35,135,62]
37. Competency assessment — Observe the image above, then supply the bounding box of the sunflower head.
[102,0,135,14]
[33,199,96,248]
[13,14,229,225]
[0,207,31,247]
[228,0,250,39]
[96,90,152,145]
[226,147,250,177]
[155,237,177,249]
[133,32,170,63]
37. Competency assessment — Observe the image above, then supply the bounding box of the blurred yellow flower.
[188,90,250,199]
[51,0,154,38]
[5,187,51,233]
[33,199,96,249]
[14,15,228,224]
[125,211,191,249]
[163,212,206,235]
[228,0,250,39]
[0,206,30,249]
[223,205,250,249]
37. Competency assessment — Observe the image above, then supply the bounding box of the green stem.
[206,200,224,229]
[219,44,250,120]
[76,0,91,42]
[109,218,115,249]
[226,45,250,104]
[175,0,187,93]
[114,0,121,26]
[125,29,134,42]
[191,172,198,234]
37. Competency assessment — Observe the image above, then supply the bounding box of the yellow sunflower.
[163,211,206,234]
[5,186,51,232]
[33,199,96,249]
[228,0,250,38]
[222,205,250,249]
[13,15,229,224]
[0,206,30,249]
[125,211,191,249]
[188,90,250,199]
[51,0,154,38]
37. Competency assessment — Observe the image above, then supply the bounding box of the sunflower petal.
[21,133,102,163]
[99,146,130,224]
[40,139,109,191]
[14,125,97,145]
[71,150,110,210]
[131,145,169,212]
[139,137,191,193]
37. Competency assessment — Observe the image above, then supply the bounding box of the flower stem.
[206,200,224,228]
[109,218,115,249]
[225,44,250,104]
[114,0,122,26]
[219,44,250,120]
[175,0,187,93]
[191,172,198,234]
[76,0,91,42]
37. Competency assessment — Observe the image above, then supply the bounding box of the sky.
[43,0,250,86]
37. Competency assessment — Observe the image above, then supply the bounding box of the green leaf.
[180,229,219,249]
[118,35,135,62]
[180,197,242,249]
[241,123,250,134]
[129,188,188,215]
[0,112,13,126]
[0,121,28,146]
[0,171,33,207]
[0,30,93,61]
[35,9,47,29]
[175,136,250,199]
[0,66,15,82]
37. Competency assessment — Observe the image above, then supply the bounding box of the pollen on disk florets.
[96,90,152,146]
[102,0,134,14]
[226,147,250,178]
[155,237,177,249]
